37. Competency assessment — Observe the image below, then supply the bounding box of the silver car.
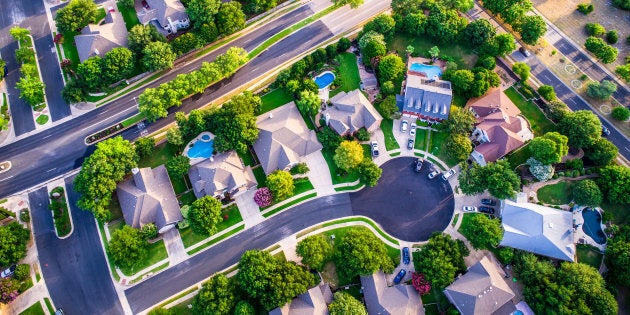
[441,169,456,180]
[410,122,416,136]
[400,120,408,132]
[428,170,440,179]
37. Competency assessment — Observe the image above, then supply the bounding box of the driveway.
[350,157,455,242]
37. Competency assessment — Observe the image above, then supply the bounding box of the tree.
[598,165,630,204]
[337,37,352,52]
[586,80,617,100]
[376,95,398,118]
[170,33,201,56]
[607,30,619,44]
[605,225,630,286]
[187,0,221,29]
[512,62,530,81]
[55,0,98,34]
[216,1,246,35]
[481,33,516,57]
[469,67,500,97]
[528,132,568,165]
[76,56,104,91]
[334,141,364,172]
[463,214,502,250]
[357,158,383,187]
[380,81,395,95]
[102,47,135,84]
[572,179,602,206]
[459,160,520,199]
[118,0,134,8]
[0,222,30,266]
[362,14,396,39]
[15,76,45,106]
[140,223,158,240]
[413,232,468,289]
[75,137,138,221]
[475,55,496,70]
[443,0,474,12]
[237,250,316,310]
[402,12,428,36]
[378,54,405,82]
[440,108,476,135]
[128,24,165,54]
[614,0,630,9]
[517,15,546,45]
[537,85,556,101]
[189,196,222,235]
[328,292,367,315]
[463,19,496,48]
[558,110,601,148]
[12,264,29,281]
[266,170,295,201]
[612,106,630,121]
[142,41,176,71]
[444,134,472,162]
[546,100,569,122]
[450,69,475,96]
[577,3,594,14]
[296,234,333,271]
[243,0,277,14]
[9,27,30,42]
[234,301,255,315]
[585,36,618,63]
[295,90,321,117]
[585,23,606,36]
[428,46,440,59]
[166,155,191,177]
[166,127,184,147]
[192,274,239,315]
[527,157,554,182]
[209,92,259,153]
[426,8,468,44]
[585,138,618,166]
[0,278,19,304]
[317,127,343,151]
[107,225,147,269]
[0,58,5,81]
[334,227,395,279]
[615,64,630,81]
[358,31,386,65]
[411,272,431,295]
[332,0,364,9]
[135,137,155,158]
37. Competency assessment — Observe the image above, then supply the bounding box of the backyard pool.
[314,71,335,89]
[582,208,607,245]
[409,63,442,78]
[185,132,215,160]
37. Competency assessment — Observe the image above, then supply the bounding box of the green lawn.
[120,239,167,276]
[137,142,188,193]
[601,200,630,225]
[537,181,574,205]
[503,87,555,136]
[20,302,45,315]
[380,119,400,151]
[457,213,478,242]
[506,142,531,168]
[180,204,243,248]
[293,178,315,195]
[259,88,294,114]
[388,33,478,69]
[321,149,360,184]
[322,217,400,245]
[177,190,196,206]
[237,149,256,167]
[262,192,317,218]
[94,8,106,23]
[414,128,428,151]
[116,2,140,30]
[576,244,603,269]
[331,52,361,97]
[451,213,460,227]
[121,113,146,128]
[429,130,458,167]
[44,298,54,314]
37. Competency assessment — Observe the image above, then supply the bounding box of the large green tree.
[142,41,176,71]
[512,62,530,81]
[107,225,147,269]
[357,158,383,187]
[192,274,239,315]
[585,138,618,166]
[76,56,103,91]
[334,140,364,172]
[189,196,223,235]
[444,134,473,162]
[458,160,520,199]
[233,301,255,315]
[0,222,30,266]
[296,234,333,271]
[611,106,630,121]
[440,108,476,135]
[15,76,45,106]
[463,19,496,48]
[362,14,396,39]
[414,232,468,289]
[296,90,321,117]
[266,170,295,201]
[572,179,602,206]
[55,0,98,34]
[426,8,468,44]
[528,132,568,165]
[605,225,630,286]
[586,80,617,100]
[243,0,277,13]
[102,47,135,85]
[597,165,630,204]
[128,24,165,54]
[585,36,618,63]
[209,92,259,153]
[358,31,386,65]
[334,227,395,279]
[216,1,246,35]
[328,292,368,315]
[186,0,221,29]
[517,15,547,45]
[481,33,516,57]
[166,155,191,177]
[378,54,405,82]
[461,214,502,250]
[558,110,602,148]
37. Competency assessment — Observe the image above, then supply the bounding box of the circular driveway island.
[349,157,455,242]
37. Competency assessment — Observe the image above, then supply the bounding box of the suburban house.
[466,88,534,166]
[137,0,190,34]
[500,200,575,261]
[269,284,333,315]
[253,102,323,175]
[75,3,128,63]
[397,74,452,122]
[444,257,516,315]
[322,89,383,136]
[361,271,425,315]
[116,166,183,234]
[188,151,257,200]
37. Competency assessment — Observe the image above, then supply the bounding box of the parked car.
[519,46,531,57]
[441,169,456,180]
[400,120,408,133]
[141,0,150,9]
[414,158,423,173]
[410,122,417,136]
[402,247,410,264]
[55,309,65,315]
[428,170,440,179]
[478,206,495,214]
[371,141,379,157]
[393,269,407,284]
[602,125,610,136]
[1,265,16,278]
[462,206,477,212]
[481,198,496,206]
[407,138,414,150]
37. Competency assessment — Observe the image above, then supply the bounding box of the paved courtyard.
[350,157,455,242]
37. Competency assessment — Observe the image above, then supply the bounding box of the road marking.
[42,134,52,139]
[625,147,630,152]
[46,168,56,173]
[0,176,14,182]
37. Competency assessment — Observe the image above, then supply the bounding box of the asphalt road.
[350,157,454,242]
[29,178,123,315]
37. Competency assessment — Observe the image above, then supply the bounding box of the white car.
[462,206,477,212]
[371,141,379,157]
[400,120,408,132]
[410,122,416,136]
[428,170,440,179]
[441,169,456,180]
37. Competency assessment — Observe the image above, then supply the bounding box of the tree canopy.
[334,227,395,279]
[55,0,98,34]
[611,106,630,121]
[296,90,321,117]
[606,225,630,287]
[517,15,546,45]
[481,33,516,57]
[209,91,260,153]
[328,292,368,315]
[358,31,386,65]
[266,170,295,201]
[189,196,223,235]
[378,54,405,82]
[558,110,602,148]
[296,234,333,271]
[458,160,520,199]
[440,108,476,135]
[463,19,496,48]
[528,132,568,165]
[597,165,630,204]
[334,141,365,172]
[216,1,246,35]
[512,62,530,81]
[462,214,503,250]
[187,0,221,29]
[572,179,602,206]
[166,155,191,177]
[444,134,473,162]
[586,80,617,100]
[192,274,240,315]
[426,7,468,44]
[585,138,618,166]
[102,47,135,85]
[585,36,618,63]
[128,24,165,54]
[0,222,30,266]
[107,225,147,269]
[413,232,468,289]
[357,158,383,187]
[142,41,177,71]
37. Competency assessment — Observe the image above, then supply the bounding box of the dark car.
[141,0,150,9]
[481,198,496,206]
[402,247,410,264]
[414,158,423,173]
[478,206,495,214]
[602,126,610,136]
[393,269,407,284]
[519,46,531,57]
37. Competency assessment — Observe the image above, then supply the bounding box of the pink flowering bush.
[253,187,273,207]
[411,272,431,295]
[0,278,19,304]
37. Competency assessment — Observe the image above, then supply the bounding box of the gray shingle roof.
[138,0,188,28]
[500,200,576,261]
[269,285,333,315]
[323,90,383,135]
[75,4,128,63]
[361,271,425,315]
[116,166,183,232]
[188,151,257,199]
[444,257,515,315]
[253,102,323,175]
[400,75,452,121]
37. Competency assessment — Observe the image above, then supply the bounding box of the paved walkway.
[162,228,188,266]
[305,152,335,196]
[234,190,264,228]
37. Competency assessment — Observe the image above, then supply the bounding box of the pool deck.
[314,70,335,102]
[406,56,446,78]
[573,206,606,251]
[182,131,215,165]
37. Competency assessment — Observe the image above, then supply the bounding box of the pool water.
[187,140,214,159]
[314,72,335,89]
[409,63,442,78]
[201,134,211,141]
[582,208,606,245]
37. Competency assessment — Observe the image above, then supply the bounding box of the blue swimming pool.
[187,140,214,159]
[314,71,335,89]
[201,134,211,141]
[409,63,442,78]
[582,208,606,245]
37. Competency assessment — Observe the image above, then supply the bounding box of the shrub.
[577,3,594,14]
[587,80,617,100]
[585,23,606,37]
[411,272,431,295]
[497,247,515,264]
[566,158,584,171]
[253,187,273,207]
[13,264,29,281]
[19,209,30,223]
[537,85,556,101]
[355,128,370,141]
[290,162,310,175]
[612,106,630,121]
[140,223,158,240]
[607,30,619,44]
[380,81,395,95]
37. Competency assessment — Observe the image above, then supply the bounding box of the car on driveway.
[428,170,440,179]
[478,206,495,214]
[393,269,407,284]
[407,138,414,150]
[1,265,16,278]
[414,158,423,173]
[481,198,496,206]
[400,120,408,132]
[402,247,410,264]
[441,169,456,180]
[410,122,416,136]
[371,141,379,157]
[462,206,476,212]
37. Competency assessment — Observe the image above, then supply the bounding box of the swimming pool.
[582,208,606,245]
[201,134,211,141]
[314,71,335,89]
[409,63,442,78]
[187,139,214,159]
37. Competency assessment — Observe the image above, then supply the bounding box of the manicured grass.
[414,128,428,150]
[293,178,315,195]
[262,192,317,218]
[170,174,189,195]
[116,2,140,30]
[44,298,54,314]
[576,244,603,269]
[180,205,243,248]
[259,88,294,114]
[451,94,468,108]
[94,8,106,23]
[331,52,361,96]
[169,298,194,315]
[19,302,45,315]
[380,119,400,151]
[601,200,630,225]
[188,225,245,255]
[506,142,531,168]
[429,130,458,167]
[252,166,267,187]
[121,113,146,127]
[451,213,460,227]
[237,149,256,167]
[36,115,49,125]
[321,149,360,184]
[503,87,555,136]
[457,213,486,245]
[177,190,196,206]
[537,181,574,205]
[322,217,400,245]
[119,238,168,276]
[334,182,364,192]
[60,31,80,69]
[50,187,71,237]
[388,33,477,69]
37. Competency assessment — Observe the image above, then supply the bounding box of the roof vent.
[549,222,554,229]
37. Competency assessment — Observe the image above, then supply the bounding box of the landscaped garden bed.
[85,123,125,144]
[49,186,71,237]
